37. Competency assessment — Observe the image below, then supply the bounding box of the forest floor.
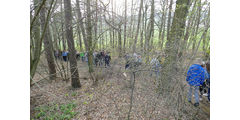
[30,57,210,120]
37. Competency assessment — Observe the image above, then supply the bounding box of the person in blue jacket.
[62,50,68,62]
[186,58,209,107]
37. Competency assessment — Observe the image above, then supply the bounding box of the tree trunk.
[191,0,202,53]
[118,24,122,57]
[64,0,81,88]
[112,0,115,49]
[94,0,98,50]
[60,0,66,50]
[132,0,143,53]
[86,0,94,74]
[145,0,154,63]
[162,0,190,92]
[76,0,88,51]
[40,0,57,80]
[160,0,168,50]
[31,0,46,82]
[203,8,210,54]
[144,4,149,52]
[77,24,83,51]
[123,0,127,54]
[166,0,173,41]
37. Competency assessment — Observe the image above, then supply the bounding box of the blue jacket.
[186,64,209,86]
[62,52,68,56]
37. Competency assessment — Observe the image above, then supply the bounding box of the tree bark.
[162,0,190,91]
[76,0,88,51]
[31,0,46,82]
[118,24,122,57]
[40,0,57,80]
[60,0,66,50]
[123,0,127,54]
[112,0,115,49]
[191,0,202,53]
[166,0,173,41]
[86,0,94,74]
[145,0,154,63]
[132,0,143,53]
[64,0,81,88]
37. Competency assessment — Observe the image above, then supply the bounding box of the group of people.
[54,50,112,68]
[186,58,210,107]
[54,50,69,62]
[124,53,142,69]
[56,50,210,107]
[93,51,111,67]
[124,53,162,78]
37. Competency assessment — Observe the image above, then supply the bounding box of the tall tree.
[118,24,123,57]
[111,0,115,49]
[132,0,144,53]
[60,0,66,50]
[76,0,88,51]
[145,0,155,63]
[191,0,202,53]
[94,0,98,50]
[123,0,127,54]
[64,0,81,88]
[158,0,168,50]
[166,0,173,41]
[86,0,94,75]
[202,6,210,55]
[161,0,190,90]
[180,0,196,53]
[39,0,57,80]
[30,0,47,83]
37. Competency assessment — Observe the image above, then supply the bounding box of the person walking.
[150,57,161,78]
[186,58,209,107]
[62,50,68,62]
[80,52,85,62]
[105,52,111,67]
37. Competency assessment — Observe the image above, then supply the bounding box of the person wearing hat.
[186,58,209,107]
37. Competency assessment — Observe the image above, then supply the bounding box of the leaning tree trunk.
[31,0,47,83]
[39,0,57,80]
[64,0,81,88]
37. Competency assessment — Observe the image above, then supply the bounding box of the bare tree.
[64,0,81,88]
[132,0,143,53]
[145,0,155,63]
[123,0,127,53]
[39,0,57,80]
[86,0,94,77]
[60,0,67,50]
[161,0,190,91]
[30,0,47,83]
[166,0,173,41]
[76,0,88,51]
